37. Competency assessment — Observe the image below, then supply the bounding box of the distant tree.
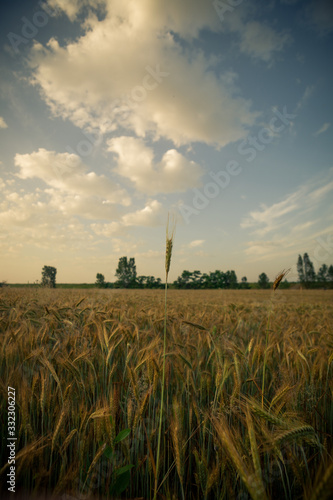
[303,253,316,283]
[328,265,333,282]
[258,272,270,289]
[209,270,225,288]
[297,254,304,283]
[145,276,162,288]
[174,270,192,289]
[115,257,137,288]
[95,273,106,288]
[136,275,146,288]
[240,276,250,289]
[317,264,328,283]
[0,280,7,288]
[41,266,57,288]
[225,270,238,289]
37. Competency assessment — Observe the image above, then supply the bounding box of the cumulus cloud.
[91,199,164,236]
[108,137,204,194]
[29,0,258,148]
[14,149,130,218]
[122,200,163,226]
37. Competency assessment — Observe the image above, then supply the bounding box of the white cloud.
[91,199,164,237]
[14,149,130,219]
[0,116,8,128]
[313,122,331,137]
[241,169,333,261]
[240,188,305,235]
[108,137,204,194]
[189,239,205,248]
[239,21,291,63]
[308,181,333,203]
[122,200,163,226]
[29,0,258,148]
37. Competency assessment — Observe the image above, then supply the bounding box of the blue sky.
[0,0,333,284]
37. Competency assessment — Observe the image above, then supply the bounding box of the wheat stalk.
[154,212,176,500]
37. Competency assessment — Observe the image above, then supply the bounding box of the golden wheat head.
[165,213,176,278]
[273,268,291,291]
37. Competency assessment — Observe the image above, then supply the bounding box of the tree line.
[5,253,331,289]
[97,253,332,289]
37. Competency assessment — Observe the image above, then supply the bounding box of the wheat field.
[0,288,332,499]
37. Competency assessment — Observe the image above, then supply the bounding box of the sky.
[0,0,333,284]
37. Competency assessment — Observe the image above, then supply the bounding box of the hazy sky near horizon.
[0,0,333,283]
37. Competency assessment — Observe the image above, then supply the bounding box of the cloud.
[29,0,258,148]
[241,169,333,261]
[108,137,204,194]
[313,122,331,137]
[91,199,164,237]
[308,181,333,203]
[239,21,291,63]
[14,149,131,219]
[189,239,205,248]
[0,116,8,128]
[240,188,305,235]
[122,200,163,226]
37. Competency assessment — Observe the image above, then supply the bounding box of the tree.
[317,264,328,283]
[303,253,316,283]
[240,276,250,289]
[297,254,304,283]
[328,265,333,282]
[95,273,106,288]
[41,266,57,288]
[115,257,137,288]
[225,270,238,289]
[258,272,270,289]
[136,275,146,288]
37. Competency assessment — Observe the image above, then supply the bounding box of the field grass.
[0,288,332,499]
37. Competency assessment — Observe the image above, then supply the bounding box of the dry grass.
[0,287,332,499]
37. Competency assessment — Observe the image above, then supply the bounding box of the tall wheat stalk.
[262,269,290,407]
[154,213,176,500]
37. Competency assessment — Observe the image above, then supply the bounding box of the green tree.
[95,273,106,288]
[317,264,328,283]
[258,272,269,289]
[41,266,57,288]
[240,276,250,289]
[225,270,238,289]
[115,257,137,288]
[297,254,304,282]
[303,253,316,283]
[328,265,333,282]
[136,275,146,288]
